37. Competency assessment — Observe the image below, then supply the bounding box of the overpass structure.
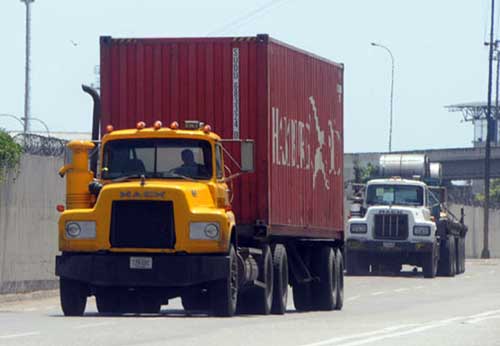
[344,146,500,182]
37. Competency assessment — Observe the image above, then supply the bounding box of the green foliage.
[354,162,380,184]
[0,129,23,182]
[476,179,500,204]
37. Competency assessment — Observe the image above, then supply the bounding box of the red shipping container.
[100,34,344,239]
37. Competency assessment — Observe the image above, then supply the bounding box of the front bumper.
[56,253,229,287]
[346,238,434,253]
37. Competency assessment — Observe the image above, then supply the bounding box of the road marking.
[74,322,116,329]
[370,291,385,296]
[0,332,40,339]
[393,288,409,293]
[346,295,360,301]
[467,309,500,319]
[466,315,500,324]
[299,325,418,346]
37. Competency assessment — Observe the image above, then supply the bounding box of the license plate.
[130,257,153,270]
[383,242,395,248]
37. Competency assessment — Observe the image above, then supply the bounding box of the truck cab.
[56,121,254,316]
[346,154,467,278]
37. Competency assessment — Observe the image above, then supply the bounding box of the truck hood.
[96,179,215,208]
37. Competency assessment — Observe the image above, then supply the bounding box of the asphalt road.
[1,259,499,346]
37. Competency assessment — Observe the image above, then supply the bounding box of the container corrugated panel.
[100,35,343,239]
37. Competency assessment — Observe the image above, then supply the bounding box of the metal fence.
[13,133,66,157]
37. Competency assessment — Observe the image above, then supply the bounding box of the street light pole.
[371,42,395,153]
[20,0,34,134]
[482,0,496,259]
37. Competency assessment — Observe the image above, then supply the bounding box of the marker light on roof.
[170,121,179,130]
[106,125,114,133]
[136,121,146,130]
[203,124,212,133]
[154,121,162,130]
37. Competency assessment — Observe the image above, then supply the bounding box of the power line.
[207,0,293,36]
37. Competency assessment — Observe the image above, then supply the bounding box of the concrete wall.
[0,154,64,294]
[449,204,500,258]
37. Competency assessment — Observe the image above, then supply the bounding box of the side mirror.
[241,140,254,173]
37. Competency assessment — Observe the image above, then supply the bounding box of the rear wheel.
[312,247,337,311]
[60,278,88,316]
[210,245,238,317]
[456,237,466,274]
[438,237,456,277]
[271,244,289,315]
[334,249,344,311]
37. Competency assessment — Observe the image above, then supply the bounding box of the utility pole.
[20,0,34,134]
[482,0,495,259]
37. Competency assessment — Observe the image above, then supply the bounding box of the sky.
[0,0,493,153]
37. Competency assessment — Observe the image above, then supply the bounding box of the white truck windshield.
[366,184,424,206]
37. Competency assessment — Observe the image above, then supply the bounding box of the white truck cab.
[346,155,467,278]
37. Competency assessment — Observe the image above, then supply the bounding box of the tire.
[312,247,337,311]
[334,250,344,311]
[210,245,238,317]
[423,245,438,279]
[96,289,120,314]
[438,237,456,277]
[456,237,466,274]
[345,251,369,276]
[60,278,88,316]
[140,297,162,314]
[292,282,313,311]
[182,288,209,312]
[271,244,289,315]
[242,244,274,315]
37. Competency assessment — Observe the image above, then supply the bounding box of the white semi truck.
[346,154,467,278]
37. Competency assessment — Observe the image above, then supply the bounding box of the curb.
[0,289,59,305]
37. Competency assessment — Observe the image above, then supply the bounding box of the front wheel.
[210,245,238,317]
[60,278,88,316]
[423,246,438,279]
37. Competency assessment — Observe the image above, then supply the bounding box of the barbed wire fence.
[13,133,67,157]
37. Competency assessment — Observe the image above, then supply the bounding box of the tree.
[0,130,23,182]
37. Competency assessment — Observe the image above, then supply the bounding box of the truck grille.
[110,200,175,249]
[373,214,408,240]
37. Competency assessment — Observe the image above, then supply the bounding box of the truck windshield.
[366,184,424,206]
[102,138,213,180]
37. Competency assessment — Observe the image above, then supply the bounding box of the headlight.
[190,222,221,240]
[413,225,431,236]
[350,223,367,234]
[65,221,96,239]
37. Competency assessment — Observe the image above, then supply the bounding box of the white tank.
[429,162,442,180]
[379,154,430,178]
